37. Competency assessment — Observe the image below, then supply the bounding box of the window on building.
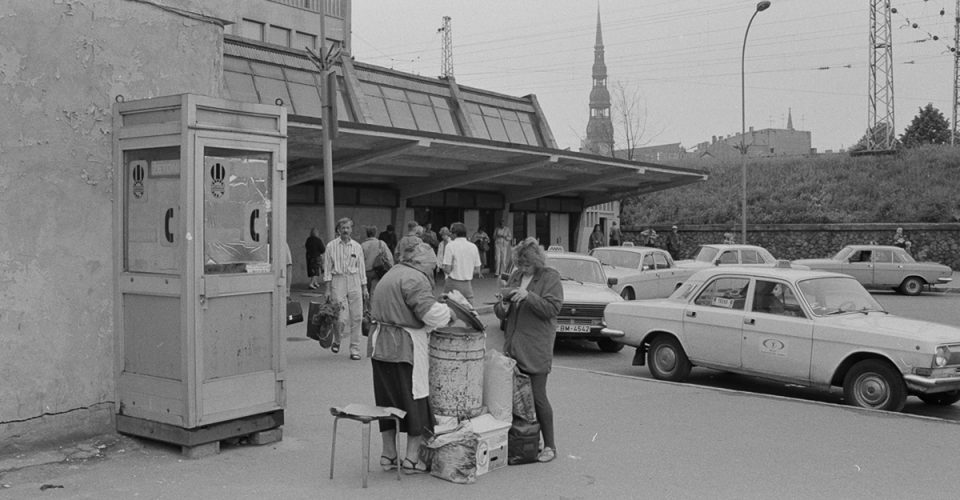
[294,31,317,51]
[241,19,265,41]
[267,26,292,47]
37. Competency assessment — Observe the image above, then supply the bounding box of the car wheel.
[842,359,906,412]
[918,391,960,406]
[620,288,635,300]
[597,338,624,353]
[647,335,691,382]
[899,276,924,296]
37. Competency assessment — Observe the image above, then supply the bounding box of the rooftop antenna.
[439,16,454,77]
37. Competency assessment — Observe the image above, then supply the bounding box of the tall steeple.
[582,6,614,156]
[786,108,794,130]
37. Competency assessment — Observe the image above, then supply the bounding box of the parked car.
[589,246,696,301]
[536,252,625,352]
[676,244,783,269]
[793,245,952,296]
[602,264,960,412]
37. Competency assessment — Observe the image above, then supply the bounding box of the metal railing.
[266,0,344,17]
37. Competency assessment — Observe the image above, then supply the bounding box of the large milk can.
[429,325,485,419]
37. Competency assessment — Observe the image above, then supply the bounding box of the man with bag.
[361,225,394,296]
[323,217,369,360]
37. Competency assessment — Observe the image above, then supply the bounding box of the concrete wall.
[623,223,960,270]
[0,0,225,451]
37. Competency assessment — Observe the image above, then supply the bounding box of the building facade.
[0,0,705,449]
[693,110,813,160]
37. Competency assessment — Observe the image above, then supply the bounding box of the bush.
[623,145,960,225]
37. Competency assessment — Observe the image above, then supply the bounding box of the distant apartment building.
[615,143,686,163]
[693,110,813,160]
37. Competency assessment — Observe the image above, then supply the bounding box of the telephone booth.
[112,94,287,455]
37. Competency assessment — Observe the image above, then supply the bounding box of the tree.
[849,122,898,152]
[900,103,952,148]
[611,81,662,160]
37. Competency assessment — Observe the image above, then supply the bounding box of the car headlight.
[935,346,951,367]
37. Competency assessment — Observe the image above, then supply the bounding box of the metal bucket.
[429,326,485,419]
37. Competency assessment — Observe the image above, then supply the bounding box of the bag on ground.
[507,417,541,465]
[483,349,516,422]
[512,367,537,424]
[423,423,479,484]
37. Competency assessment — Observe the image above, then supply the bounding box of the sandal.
[401,458,428,475]
[537,447,556,463]
[379,455,398,471]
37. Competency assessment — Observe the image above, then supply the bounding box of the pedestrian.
[422,223,439,253]
[436,226,451,281]
[441,222,483,304]
[361,225,393,296]
[305,228,325,290]
[722,231,737,245]
[368,242,454,474]
[323,217,369,360]
[494,219,513,276]
[641,227,659,247]
[608,221,622,246]
[394,221,423,262]
[494,237,563,463]
[665,225,681,259]
[472,226,491,271]
[892,227,912,252]
[378,224,398,255]
[588,224,604,250]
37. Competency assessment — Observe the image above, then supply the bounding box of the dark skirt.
[307,256,322,277]
[371,359,435,436]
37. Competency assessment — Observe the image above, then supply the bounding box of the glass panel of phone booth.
[200,146,278,401]
[124,147,182,274]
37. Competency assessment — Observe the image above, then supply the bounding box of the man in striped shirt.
[323,217,369,360]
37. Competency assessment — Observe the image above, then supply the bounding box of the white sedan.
[589,246,695,300]
[602,265,960,412]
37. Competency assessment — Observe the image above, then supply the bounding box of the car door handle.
[744,318,755,325]
[685,311,696,318]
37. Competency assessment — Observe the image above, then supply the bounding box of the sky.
[350,0,957,154]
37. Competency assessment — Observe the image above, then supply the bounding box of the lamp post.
[740,0,771,244]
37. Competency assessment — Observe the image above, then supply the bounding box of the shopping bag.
[512,368,537,424]
[483,349,516,422]
[423,422,479,484]
[286,298,304,325]
[372,243,393,278]
[306,296,342,348]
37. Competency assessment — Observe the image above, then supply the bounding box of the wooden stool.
[329,404,406,488]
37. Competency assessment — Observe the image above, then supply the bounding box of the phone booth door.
[196,142,283,424]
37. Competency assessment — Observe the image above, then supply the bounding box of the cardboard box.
[468,414,511,476]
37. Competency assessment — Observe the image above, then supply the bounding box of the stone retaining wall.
[623,223,960,270]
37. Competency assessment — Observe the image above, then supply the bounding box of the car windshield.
[797,277,886,316]
[692,246,719,263]
[591,249,642,269]
[547,258,605,285]
[833,247,855,261]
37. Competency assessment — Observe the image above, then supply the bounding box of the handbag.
[286,298,304,325]
[306,296,342,348]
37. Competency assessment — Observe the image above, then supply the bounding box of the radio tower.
[439,16,454,78]
[866,0,896,152]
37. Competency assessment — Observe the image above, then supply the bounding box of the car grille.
[559,303,605,320]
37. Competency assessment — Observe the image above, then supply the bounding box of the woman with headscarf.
[494,237,564,463]
[368,242,454,474]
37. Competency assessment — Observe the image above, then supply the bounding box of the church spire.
[582,5,614,156]
[787,108,794,130]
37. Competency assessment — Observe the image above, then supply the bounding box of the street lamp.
[740,0,771,244]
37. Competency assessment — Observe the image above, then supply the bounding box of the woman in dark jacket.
[494,237,563,463]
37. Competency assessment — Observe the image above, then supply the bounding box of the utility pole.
[953,0,959,145]
[439,16,453,78]
[866,0,896,152]
[306,10,340,241]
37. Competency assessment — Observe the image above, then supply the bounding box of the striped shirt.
[323,237,367,285]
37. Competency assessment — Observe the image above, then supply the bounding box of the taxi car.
[677,244,780,269]
[589,246,696,300]
[793,244,952,296]
[544,252,625,352]
[601,264,960,411]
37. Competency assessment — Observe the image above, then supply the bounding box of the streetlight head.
[756,1,771,12]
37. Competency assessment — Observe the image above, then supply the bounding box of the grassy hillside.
[622,145,960,226]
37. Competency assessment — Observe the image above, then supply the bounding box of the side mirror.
[607,277,618,287]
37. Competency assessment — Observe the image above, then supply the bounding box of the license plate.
[558,324,591,333]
